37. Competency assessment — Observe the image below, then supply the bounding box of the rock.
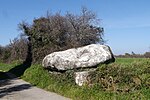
[74,71,89,86]
[74,69,96,86]
[42,44,115,71]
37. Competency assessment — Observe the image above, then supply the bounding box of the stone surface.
[74,69,96,86]
[75,71,89,86]
[42,44,115,71]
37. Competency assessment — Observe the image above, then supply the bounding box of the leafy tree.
[19,7,104,63]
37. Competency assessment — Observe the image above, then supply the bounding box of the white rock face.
[42,44,115,70]
[75,71,89,86]
[74,69,96,86]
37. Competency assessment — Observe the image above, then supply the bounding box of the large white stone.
[42,44,115,70]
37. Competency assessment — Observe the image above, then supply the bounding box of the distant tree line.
[116,51,150,58]
[0,7,104,63]
[0,37,28,63]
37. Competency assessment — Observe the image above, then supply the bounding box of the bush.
[19,7,104,63]
[88,59,150,93]
[0,37,28,63]
[0,45,11,62]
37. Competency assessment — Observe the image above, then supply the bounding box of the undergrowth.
[0,58,150,99]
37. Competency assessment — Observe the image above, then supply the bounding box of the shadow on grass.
[8,39,32,78]
[0,72,10,80]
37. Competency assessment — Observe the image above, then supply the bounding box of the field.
[0,58,150,100]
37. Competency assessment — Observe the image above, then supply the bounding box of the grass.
[0,58,150,100]
[0,60,21,72]
[0,60,21,80]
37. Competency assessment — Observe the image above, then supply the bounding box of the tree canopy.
[18,7,104,63]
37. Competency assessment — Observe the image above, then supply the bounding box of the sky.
[0,0,150,55]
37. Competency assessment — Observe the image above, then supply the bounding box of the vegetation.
[0,7,104,63]
[116,51,150,58]
[0,58,149,100]
[18,7,104,63]
[0,37,28,63]
[0,60,21,72]
[0,7,150,100]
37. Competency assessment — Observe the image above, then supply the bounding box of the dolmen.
[42,44,115,86]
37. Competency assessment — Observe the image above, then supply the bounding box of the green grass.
[0,60,22,72]
[0,60,23,80]
[0,58,150,100]
[115,58,149,64]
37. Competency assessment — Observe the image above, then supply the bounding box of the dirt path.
[0,78,70,100]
